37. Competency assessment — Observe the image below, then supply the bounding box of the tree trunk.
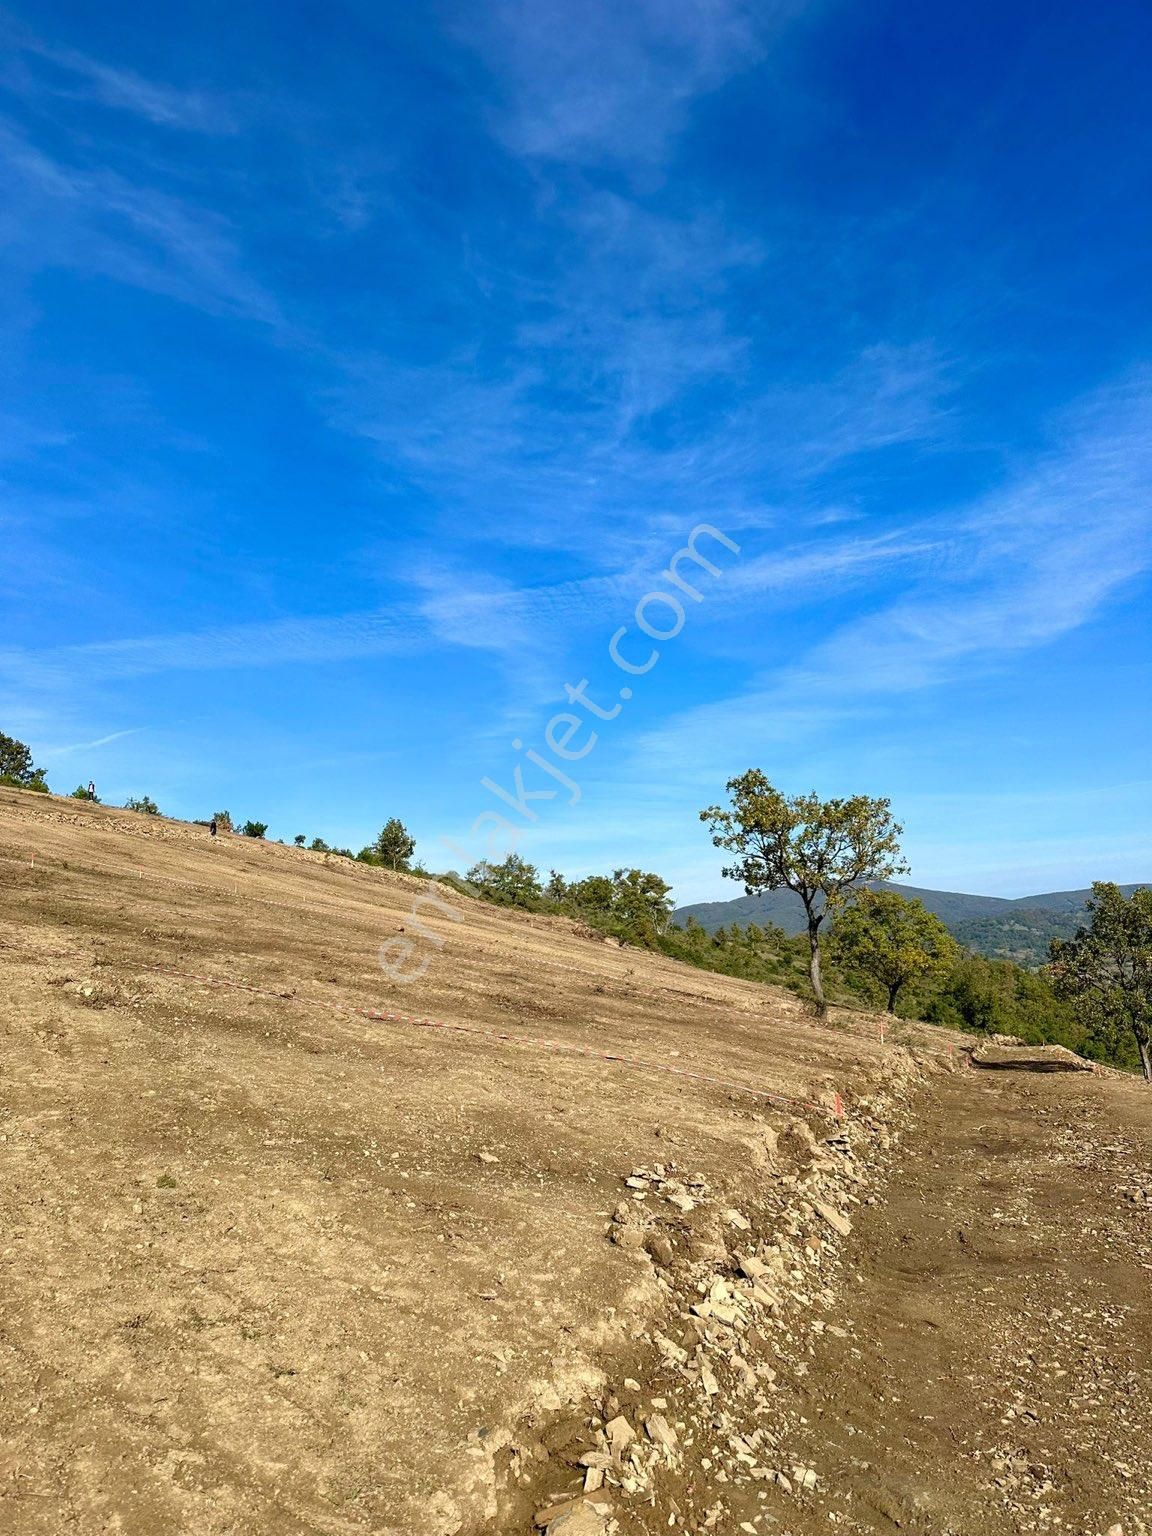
[807,916,826,1015]
[1138,1030,1151,1084]
[887,981,900,1014]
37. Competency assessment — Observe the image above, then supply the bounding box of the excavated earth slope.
[1,789,1148,1536]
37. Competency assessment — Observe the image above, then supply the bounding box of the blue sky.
[2,0,1150,901]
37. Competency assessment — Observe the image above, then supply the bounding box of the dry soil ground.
[0,789,1148,1536]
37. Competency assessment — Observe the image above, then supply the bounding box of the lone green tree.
[701,771,908,1013]
[612,868,674,943]
[373,818,416,871]
[0,731,48,791]
[830,890,958,1013]
[1050,883,1152,1081]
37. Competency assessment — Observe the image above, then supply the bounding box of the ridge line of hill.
[673,879,1150,967]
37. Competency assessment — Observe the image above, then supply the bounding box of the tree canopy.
[373,818,416,871]
[567,874,617,913]
[1050,882,1152,1081]
[0,731,48,792]
[466,853,543,906]
[611,867,674,943]
[830,890,958,1013]
[701,770,907,1012]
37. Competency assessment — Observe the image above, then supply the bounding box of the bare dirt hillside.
[1,789,1148,1536]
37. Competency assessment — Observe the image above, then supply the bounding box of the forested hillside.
[675,882,1150,966]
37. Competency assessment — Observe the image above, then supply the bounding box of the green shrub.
[0,772,48,793]
[125,796,160,815]
[242,821,268,839]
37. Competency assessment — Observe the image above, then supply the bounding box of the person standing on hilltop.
[209,818,218,837]
[87,781,95,798]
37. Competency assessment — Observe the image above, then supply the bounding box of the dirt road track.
[743,1066,1152,1536]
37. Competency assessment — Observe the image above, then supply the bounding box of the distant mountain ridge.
[673,882,1150,967]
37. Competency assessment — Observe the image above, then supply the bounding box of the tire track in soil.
[745,1067,1152,1536]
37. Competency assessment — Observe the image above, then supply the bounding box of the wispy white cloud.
[402,519,939,687]
[628,371,1152,774]
[725,528,945,602]
[0,117,280,323]
[0,609,423,695]
[336,236,950,561]
[411,564,631,655]
[333,196,765,521]
[2,33,237,132]
[753,342,955,473]
[788,374,1152,693]
[39,727,144,760]
[326,7,887,568]
[0,412,73,461]
[453,0,807,167]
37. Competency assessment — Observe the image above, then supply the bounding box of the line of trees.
[698,771,1151,1080]
[4,725,1147,1078]
[462,857,675,946]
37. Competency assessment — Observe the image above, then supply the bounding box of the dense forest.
[676,883,1149,969]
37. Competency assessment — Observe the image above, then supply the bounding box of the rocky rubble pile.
[504,1069,928,1536]
[1116,1173,1152,1207]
